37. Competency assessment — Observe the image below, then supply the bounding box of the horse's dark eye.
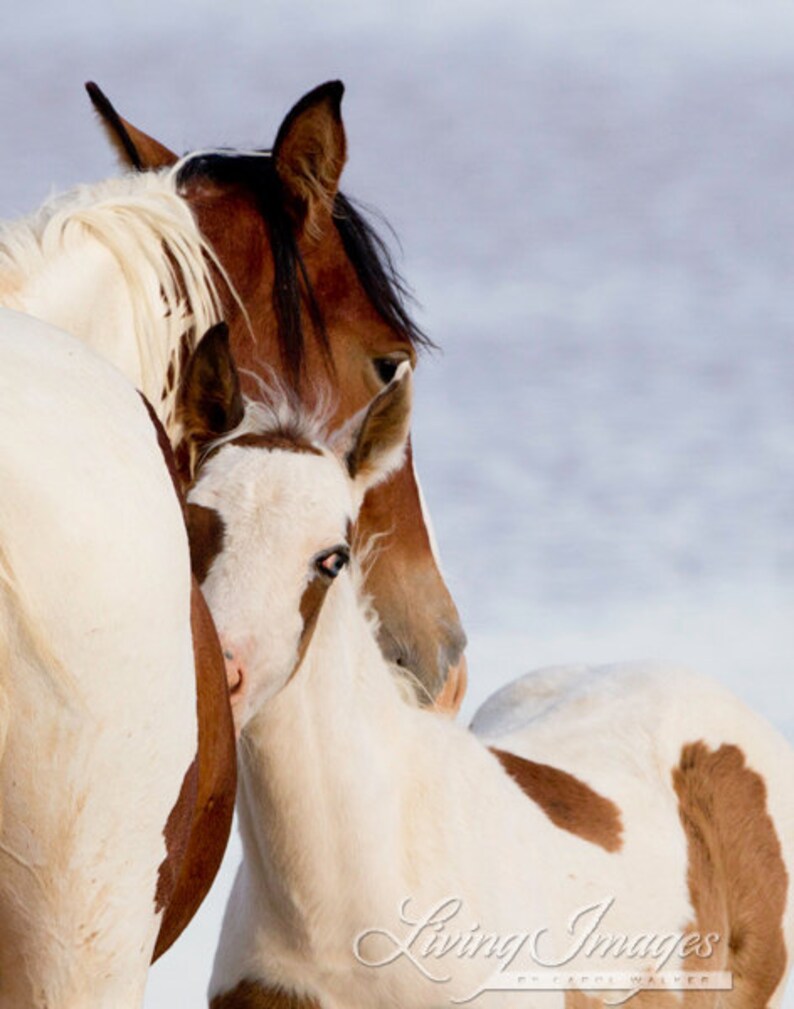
[315,547,349,579]
[373,356,407,384]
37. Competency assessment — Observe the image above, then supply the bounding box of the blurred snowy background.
[2,0,793,1004]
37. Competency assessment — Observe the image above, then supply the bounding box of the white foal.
[182,361,794,1009]
[0,310,230,1007]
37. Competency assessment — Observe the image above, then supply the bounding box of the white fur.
[0,310,198,1007]
[201,399,794,1008]
[0,170,227,439]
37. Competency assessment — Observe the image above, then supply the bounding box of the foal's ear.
[178,323,244,452]
[334,362,413,495]
[85,82,178,171]
[273,80,347,239]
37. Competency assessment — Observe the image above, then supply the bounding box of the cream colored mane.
[0,169,232,433]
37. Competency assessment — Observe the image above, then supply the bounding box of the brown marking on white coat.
[672,741,788,1008]
[154,758,197,913]
[226,432,323,457]
[137,391,237,961]
[153,579,237,960]
[491,748,623,853]
[565,741,789,1009]
[186,503,225,584]
[210,979,320,1009]
[293,573,331,676]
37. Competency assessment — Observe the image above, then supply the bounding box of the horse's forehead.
[211,444,351,525]
[178,167,414,351]
[311,247,416,353]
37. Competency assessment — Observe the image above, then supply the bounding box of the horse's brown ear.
[273,80,347,238]
[335,362,413,493]
[85,82,178,171]
[179,323,244,453]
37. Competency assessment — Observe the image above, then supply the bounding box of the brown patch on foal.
[672,741,788,1008]
[565,742,789,1009]
[491,748,623,853]
[229,432,323,456]
[292,573,331,675]
[186,503,225,584]
[211,979,320,1009]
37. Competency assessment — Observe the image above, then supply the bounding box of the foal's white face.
[184,360,413,731]
[189,441,356,726]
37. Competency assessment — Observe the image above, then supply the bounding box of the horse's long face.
[88,81,466,705]
[185,177,466,704]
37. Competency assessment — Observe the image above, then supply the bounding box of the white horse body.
[0,310,198,1007]
[182,367,794,1009]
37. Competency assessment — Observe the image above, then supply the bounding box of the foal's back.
[473,661,794,1008]
[0,310,198,1007]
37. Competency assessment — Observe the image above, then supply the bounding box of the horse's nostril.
[441,626,468,673]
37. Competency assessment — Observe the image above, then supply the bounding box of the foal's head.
[180,328,413,729]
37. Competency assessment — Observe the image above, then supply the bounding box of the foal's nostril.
[229,668,244,695]
[438,620,468,676]
[222,646,245,697]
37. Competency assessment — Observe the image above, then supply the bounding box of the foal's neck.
[217,574,535,1003]
[236,576,414,932]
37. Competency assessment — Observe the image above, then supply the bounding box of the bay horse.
[0,311,236,1006]
[83,79,467,713]
[179,355,794,1009]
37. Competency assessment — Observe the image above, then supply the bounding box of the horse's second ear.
[273,80,347,238]
[334,362,413,494]
[178,323,244,451]
[85,82,178,171]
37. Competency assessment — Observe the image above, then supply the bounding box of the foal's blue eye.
[316,547,349,579]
